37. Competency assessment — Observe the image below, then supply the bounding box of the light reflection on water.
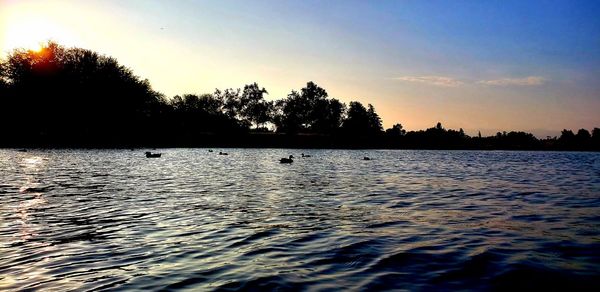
[0,149,599,290]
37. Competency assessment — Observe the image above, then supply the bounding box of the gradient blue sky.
[1,0,599,136]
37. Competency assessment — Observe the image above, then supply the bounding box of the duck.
[280,155,294,163]
[363,156,371,161]
[145,151,162,158]
[301,153,311,158]
[219,151,228,155]
[208,149,214,152]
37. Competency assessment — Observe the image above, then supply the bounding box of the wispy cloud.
[393,75,546,88]
[478,76,545,86]
[393,76,464,87]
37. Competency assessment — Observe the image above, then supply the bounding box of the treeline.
[0,42,598,150]
[382,124,600,151]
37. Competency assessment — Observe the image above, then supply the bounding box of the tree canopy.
[0,42,165,144]
[0,42,597,150]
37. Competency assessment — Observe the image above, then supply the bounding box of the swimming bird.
[301,153,311,158]
[219,151,228,155]
[145,151,162,158]
[280,155,294,163]
[208,149,213,152]
[363,156,371,161]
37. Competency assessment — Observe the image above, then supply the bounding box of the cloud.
[393,76,464,87]
[478,76,545,86]
[393,75,546,88]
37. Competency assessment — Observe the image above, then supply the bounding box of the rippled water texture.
[1,149,599,290]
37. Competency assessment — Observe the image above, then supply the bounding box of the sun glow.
[1,12,80,54]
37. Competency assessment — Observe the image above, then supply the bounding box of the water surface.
[1,149,599,290]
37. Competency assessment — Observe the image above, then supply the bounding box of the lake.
[1,149,599,290]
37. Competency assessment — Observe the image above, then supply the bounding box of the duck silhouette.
[301,153,311,158]
[363,156,371,161]
[145,151,162,158]
[219,151,228,155]
[280,155,294,163]
[208,149,214,152]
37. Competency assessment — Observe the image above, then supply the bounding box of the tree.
[213,87,241,119]
[386,123,406,136]
[342,101,371,135]
[558,129,576,149]
[559,129,575,140]
[592,128,600,148]
[436,122,443,131]
[367,104,383,133]
[576,128,591,140]
[573,128,592,149]
[340,102,383,135]
[0,61,7,100]
[312,98,346,133]
[593,128,600,139]
[248,100,274,129]
[239,83,271,128]
[273,81,334,133]
[0,41,165,143]
[0,61,7,89]
[273,90,303,133]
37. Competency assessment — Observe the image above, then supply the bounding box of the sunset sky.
[1,0,599,136]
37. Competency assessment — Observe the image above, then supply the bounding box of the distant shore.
[1,42,598,152]
[3,132,599,151]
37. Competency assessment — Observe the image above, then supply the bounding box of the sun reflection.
[20,156,46,172]
[17,196,46,242]
[14,155,50,244]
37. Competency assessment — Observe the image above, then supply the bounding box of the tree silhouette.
[0,41,597,150]
[576,129,592,147]
[592,128,600,148]
[593,128,600,139]
[386,123,406,136]
[239,83,271,129]
[273,81,342,134]
[312,98,346,134]
[0,41,165,145]
[273,90,305,133]
[342,101,382,135]
[367,104,383,133]
[558,129,576,149]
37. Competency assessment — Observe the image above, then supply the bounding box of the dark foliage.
[386,124,406,137]
[272,81,347,134]
[0,42,597,150]
[552,128,598,150]
[0,42,166,145]
[342,102,383,136]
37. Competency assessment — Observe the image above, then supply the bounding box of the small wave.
[511,214,546,222]
[0,149,599,291]
[227,228,281,249]
[19,186,53,193]
[366,220,409,229]
[50,230,106,245]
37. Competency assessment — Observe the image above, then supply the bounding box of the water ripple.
[0,149,599,290]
